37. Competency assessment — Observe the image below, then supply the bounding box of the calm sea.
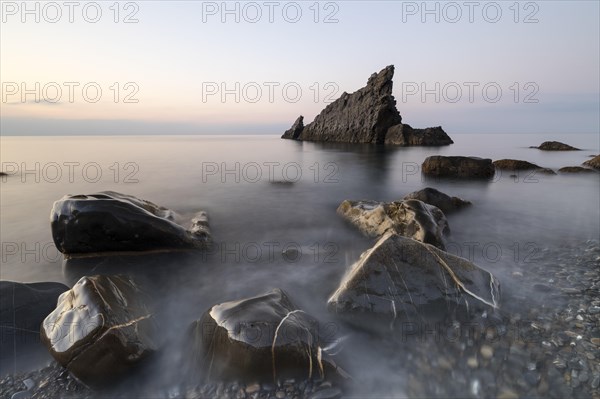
[1,133,599,392]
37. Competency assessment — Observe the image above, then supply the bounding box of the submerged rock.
[0,281,68,375]
[40,275,158,386]
[384,124,453,146]
[558,166,597,174]
[281,66,450,145]
[337,199,449,249]
[422,156,495,179]
[532,141,580,151]
[51,191,211,255]
[493,159,556,175]
[403,187,471,214]
[328,234,500,321]
[583,154,600,169]
[186,289,347,383]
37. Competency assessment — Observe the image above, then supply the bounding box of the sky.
[1,0,599,135]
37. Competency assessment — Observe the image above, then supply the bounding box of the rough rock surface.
[41,275,158,385]
[281,66,451,146]
[532,141,580,151]
[558,166,597,174]
[583,154,600,169]
[0,281,69,375]
[403,188,470,214]
[281,116,304,140]
[51,191,211,255]
[422,156,495,179]
[384,124,453,146]
[186,289,346,383]
[493,159,556,175]
[337,199,449,250]
[328,234,500,321]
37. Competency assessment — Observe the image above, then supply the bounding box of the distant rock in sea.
[493,159,556,175]
[558,166,597,174]
[583,154,600,169]
[531,141,580,151]
[422,156,494,179]
[282,65,452,146]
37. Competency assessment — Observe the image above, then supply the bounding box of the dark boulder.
[337,199,449,250]
[0,281,68,375]
[384,124,453,146]
[40,275,158,386]
[558,166,597,174]
[583,155,600,169]
[422,156,494,179]
[51,191,211,255]
[281,66,451,146]
[403,187,470,214]
[327,234,500,322]
[186,289,347,383]
[532,141,580,151]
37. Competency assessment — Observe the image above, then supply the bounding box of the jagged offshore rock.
[186,289,347,383]
[403,187,471,214]
[337,199,449,250]
[328,234,500,322]
[50,191,211,255]
[0,281,69,375]
[422,156,495,179]
[40,275,158,385]
[281,65,452,146]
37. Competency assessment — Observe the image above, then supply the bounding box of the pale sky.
[1,1,599,134]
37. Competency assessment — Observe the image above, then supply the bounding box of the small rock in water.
[480,345,494,359]
[467,357,479,368]
[245,383,261,394]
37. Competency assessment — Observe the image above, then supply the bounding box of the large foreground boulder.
[51,191,211,255]
[41,275,158,385]
[328,234,500,322]
[384,124,453,146]
[186,289,347,383]
[403,187,470,214]
[337,199,449,250]
[281,66,451,145]
[422,156,494,179]
[583,155,600,169]
[532,141,580,151]
[0,281,68,375]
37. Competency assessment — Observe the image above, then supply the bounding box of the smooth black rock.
[0,281,68,375]
[40,275,158,386]
[328,234,500,322]
[403,187,471,214]
[337,199,449,250]
[186,289,347,383]
[50,191,210,255]
[422,156,495,179]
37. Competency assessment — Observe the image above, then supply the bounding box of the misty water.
[1,133,599,397]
